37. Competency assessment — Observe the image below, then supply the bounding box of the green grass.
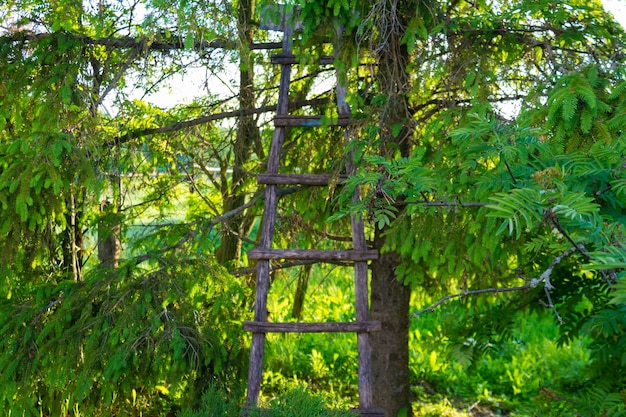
[260,266,591,416]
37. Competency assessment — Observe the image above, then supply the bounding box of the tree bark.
[97,201,120,269]
[369,0,416,414]
[216,0,259,265]
[370,233,412,416]
[291,264,312,319]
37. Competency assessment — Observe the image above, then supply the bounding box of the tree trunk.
[98,200,121,269]
[291,264,312,319]
[370,230,412,416]
[216,0,259,265]
[370,0,415,414]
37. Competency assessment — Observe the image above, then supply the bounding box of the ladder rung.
[248,249,378,261]
[274,115,352,127]
[352,409,385,417]
[271,54,335,65]
[244,320,381,333]
[243,407,384,417]
[257,173,347,185]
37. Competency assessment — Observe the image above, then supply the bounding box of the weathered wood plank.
[248,249,378,261]
[334,34,378,409]
[243,407,384,416]
[245,23,294,409]
[352,409,386,417]
[274,115,352,127]
[257,173,347,185]
[244,321,381,333]
[271,54,334,65]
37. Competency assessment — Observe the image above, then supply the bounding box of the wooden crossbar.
[274,115,352,127]
[244,321,381,333]
[271,54,335,65]
[248,248,378,261]
[257,173,347,185]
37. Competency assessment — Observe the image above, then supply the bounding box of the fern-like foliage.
[544,66,613,151]
[487,189,544,239]
[486,188,599,240]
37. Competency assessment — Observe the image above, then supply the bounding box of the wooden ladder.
[244,6,383,416]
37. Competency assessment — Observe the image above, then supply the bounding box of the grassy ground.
[254,263,590,417]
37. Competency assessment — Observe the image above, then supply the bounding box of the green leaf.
[392,123,403,138]
[561,94,578,122]
[184,33,194,50]
[59,84,72,105]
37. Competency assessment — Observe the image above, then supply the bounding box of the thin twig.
[400,200,488,208]
[503,159,517,185]
[232,260,329,276]
[549,216,591,260]
[543,285,563,324]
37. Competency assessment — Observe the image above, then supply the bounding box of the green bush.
[177,384,241,417]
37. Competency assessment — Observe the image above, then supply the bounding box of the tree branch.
[549,215,591,260]
[1,31,281,51]
[232,260,317,276]
[110,97,329,146]
[549,214,616,287]
[413,284,532,317]
[401,200,488,208]
[413,247,578,318]
[93,48,140,109]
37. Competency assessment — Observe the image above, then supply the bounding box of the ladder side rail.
[334,29,376,410]
[245,24,295,407]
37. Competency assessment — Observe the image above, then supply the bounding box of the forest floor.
[416,399,509,417]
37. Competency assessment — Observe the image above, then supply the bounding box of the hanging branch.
[413,247,578,319]
[130,186,302,266]
[400,199,488,208]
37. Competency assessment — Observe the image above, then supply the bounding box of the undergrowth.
[257,265,592,416]
[178,385,354,417]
